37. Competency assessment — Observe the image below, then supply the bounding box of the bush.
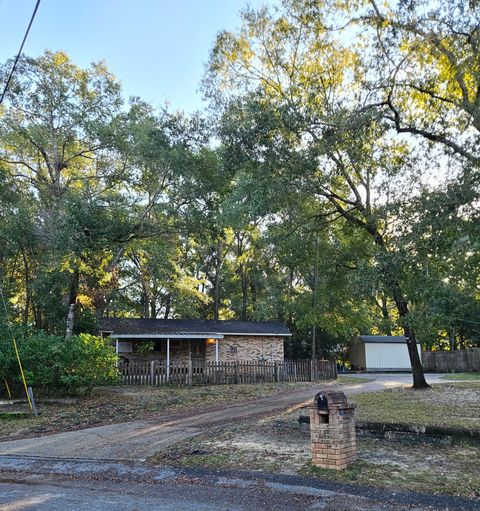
[0,327,118,396]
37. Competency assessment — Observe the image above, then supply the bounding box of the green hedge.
[0,328,118,396]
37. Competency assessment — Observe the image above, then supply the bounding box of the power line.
[428,310,480,326]
[441,314,480,326]
[0,0,41,106]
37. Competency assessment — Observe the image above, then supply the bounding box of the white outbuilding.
[349,335,422,372]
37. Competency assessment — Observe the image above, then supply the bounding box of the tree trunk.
[390,281,429,389]
[164,295,171,319]
[140,290,148,318]
[213,242,223,321]
[377,296,392,336]
[65,303,76,339]
[240,265,248,321]
[213,271,220,320]
[20,248,31,325]
[150,298,157,319]
[449,328,456,351]
[33,306,42,329]
[372,231,429,389]
[311,325,317,360]
[311,237,320,360]
[65,269,79,339]
[250,279,257,313]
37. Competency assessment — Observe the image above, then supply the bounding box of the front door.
[190,339,205,360]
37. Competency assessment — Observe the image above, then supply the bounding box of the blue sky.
[0,0,273,112]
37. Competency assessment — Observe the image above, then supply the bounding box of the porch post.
[166,338,170,381]
[215,338,219,364]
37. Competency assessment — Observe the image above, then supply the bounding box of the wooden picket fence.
[422,348,480,373]
[117,359,337,386]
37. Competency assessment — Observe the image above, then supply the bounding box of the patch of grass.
[149,430,287,473]
[302,438,480,498]
[351,382,480,430]
[337,375,374,384]
[0,411,32,420]
[440,373,480,381]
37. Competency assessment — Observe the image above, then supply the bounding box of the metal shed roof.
[358,335,410,344]
[99,318,292,338]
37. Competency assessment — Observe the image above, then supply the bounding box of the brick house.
[99,318,291,364]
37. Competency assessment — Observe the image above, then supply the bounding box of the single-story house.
[349,335,422,372]
[99,318,291,364]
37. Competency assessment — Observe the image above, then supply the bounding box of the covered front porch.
[113,333,223,365]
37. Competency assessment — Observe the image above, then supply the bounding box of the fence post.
[188,360,193,385]
[150,361,156,385]
[27,387,39,417]
[166,338,170,382]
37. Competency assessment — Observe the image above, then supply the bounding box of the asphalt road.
[0,457,477,511]
[0,373,451,461]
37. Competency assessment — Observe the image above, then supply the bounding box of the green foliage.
[1,5,479,372]
[0,327,117,395]
[135,341,155,353]
[204,0,480,361]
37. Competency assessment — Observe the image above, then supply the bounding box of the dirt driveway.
[0,373,449,461]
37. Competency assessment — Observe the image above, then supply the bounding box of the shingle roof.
[99,318,291,337]
[358,335,408,344]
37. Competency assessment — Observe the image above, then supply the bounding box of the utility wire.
[0,0,41,106]
[427,310,480,326]
[440,314,480,326]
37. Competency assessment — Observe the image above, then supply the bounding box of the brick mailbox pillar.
[309,390,356,470]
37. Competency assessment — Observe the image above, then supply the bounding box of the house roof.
[358,335,409,344]
[99,318,292,338]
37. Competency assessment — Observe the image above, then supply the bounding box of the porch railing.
[117,359,337,385]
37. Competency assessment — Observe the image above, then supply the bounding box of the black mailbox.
[314,390,347,412]
[316,393,329,411]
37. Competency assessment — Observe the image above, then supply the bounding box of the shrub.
[0,327,118,396]
[136,340,155,353]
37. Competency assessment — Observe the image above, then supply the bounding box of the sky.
[0,0,273,112]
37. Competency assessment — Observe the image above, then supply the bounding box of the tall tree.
[205,2,445,387]
[0,51,129,336]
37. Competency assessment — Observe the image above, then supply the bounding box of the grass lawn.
[351,382,480,430]
[0,383,296,442]
[336,375,374,384]
[440,373,480,381]
[150,382,480,498]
